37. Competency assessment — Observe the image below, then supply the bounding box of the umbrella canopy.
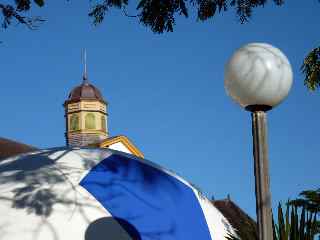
[0,147,235,240]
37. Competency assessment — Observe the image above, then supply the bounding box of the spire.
[82,49,88,84]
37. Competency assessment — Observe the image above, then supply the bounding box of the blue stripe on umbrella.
[80,153,212,240]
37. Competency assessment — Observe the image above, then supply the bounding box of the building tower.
[64,55,108,146]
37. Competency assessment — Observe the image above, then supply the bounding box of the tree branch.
[301,46,320,91]
[0,3,44,30]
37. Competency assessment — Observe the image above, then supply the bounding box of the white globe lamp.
[225,43,293,111]
[224,43,293,240]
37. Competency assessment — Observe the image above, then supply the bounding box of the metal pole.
[251,110,273,240]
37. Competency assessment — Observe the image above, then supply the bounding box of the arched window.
[85,113,96,129]
[101,116,106,131]
[70,114,79,131]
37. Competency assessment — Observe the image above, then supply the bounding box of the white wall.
[108,142,131,155]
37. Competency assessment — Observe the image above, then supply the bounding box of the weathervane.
[83,49,88,83]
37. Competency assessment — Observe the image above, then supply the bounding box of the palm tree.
[272,202,319,240]
[288,188,320,237]
[227,188,320,240]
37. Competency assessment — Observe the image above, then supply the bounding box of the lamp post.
[224,43,293,240]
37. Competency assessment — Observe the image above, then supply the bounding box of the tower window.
[70,114,79,131]
[101,116,106,131]
[85,113,96,129]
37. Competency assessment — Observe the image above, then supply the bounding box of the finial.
[82,49,88,84]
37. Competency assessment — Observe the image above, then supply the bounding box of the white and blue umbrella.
[0,148,235,239]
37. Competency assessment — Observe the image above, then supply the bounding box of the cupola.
[64,53,108,147]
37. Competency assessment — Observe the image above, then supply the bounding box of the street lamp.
[224,43,293,240]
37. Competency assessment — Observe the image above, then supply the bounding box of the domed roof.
[0,147,235,240]
[65,78,106,104]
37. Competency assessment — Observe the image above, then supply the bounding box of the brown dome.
[65,82,106,104]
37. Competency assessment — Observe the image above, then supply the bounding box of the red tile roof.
[212,198,258,239]
[0,137,37,160]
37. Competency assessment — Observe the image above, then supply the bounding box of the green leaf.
[284,201,290,239]
[278,203,285,240]
[137,0,147,10]
[289,206,295,239]
[34,0,45,7]
[272,214,278,240]
[301,47,320,91]
[299,207,305,239]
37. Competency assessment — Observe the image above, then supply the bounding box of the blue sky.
[1,1,319,219]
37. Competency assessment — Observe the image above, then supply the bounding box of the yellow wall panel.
[65,100,108,136]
